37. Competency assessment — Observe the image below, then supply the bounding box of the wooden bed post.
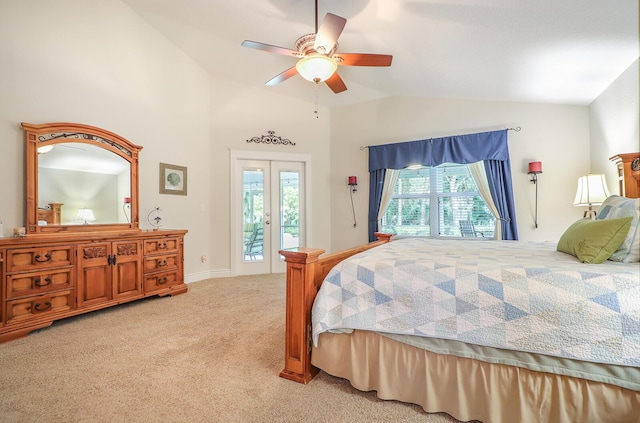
[279,233,393,384]
[279,247,325,384]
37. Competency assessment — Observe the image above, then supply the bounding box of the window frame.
[381,164,494,239]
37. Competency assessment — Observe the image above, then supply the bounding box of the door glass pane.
[243,169,264,262]
[280,171,300,252]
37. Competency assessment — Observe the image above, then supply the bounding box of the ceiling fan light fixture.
[295,55,337,83]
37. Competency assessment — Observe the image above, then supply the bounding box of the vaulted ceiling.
[121,0,638,107]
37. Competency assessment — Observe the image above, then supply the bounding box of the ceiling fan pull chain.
[314,84,319,118]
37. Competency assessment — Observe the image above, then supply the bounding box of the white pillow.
[596,195,640,262]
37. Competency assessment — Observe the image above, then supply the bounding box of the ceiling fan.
[241,0,392,94]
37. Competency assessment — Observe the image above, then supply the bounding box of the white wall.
[1,1,635,279]
[0,0,333,281]
[207,78,333,276]
[329,97,591,251]
[589,59,640,192]
[0,0,212,279]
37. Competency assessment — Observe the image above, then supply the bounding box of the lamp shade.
[573,174,610,206]
[528,161,542,173]
[295,55,337,83]
[76,208,96,224]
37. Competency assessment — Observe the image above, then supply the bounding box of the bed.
[278,155,640,423]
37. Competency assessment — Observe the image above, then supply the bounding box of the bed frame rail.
[279,233,393,383]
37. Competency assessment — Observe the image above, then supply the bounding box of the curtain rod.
[359,126,521,150]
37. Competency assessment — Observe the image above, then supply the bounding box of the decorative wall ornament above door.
[246,131,296,147]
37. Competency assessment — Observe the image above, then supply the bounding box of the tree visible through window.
[380,163,495,238]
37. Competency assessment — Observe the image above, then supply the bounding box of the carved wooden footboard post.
[279,248,325,384]
[279,233,393,384]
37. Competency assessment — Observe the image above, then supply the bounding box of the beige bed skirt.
[312,331,640,423]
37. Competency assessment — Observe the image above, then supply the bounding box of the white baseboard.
[185,269,231,283]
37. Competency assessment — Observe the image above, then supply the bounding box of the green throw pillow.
[557,217,633,264]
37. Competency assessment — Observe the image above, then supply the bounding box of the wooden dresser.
[0,229,187,342]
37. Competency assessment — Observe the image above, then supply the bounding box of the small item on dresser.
[13,227,26,238]
[148,207,163,231]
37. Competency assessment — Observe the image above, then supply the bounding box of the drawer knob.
[34,277,52,287]
[158,242,168,249]
[158,277,168,285]
[34,301,51,312]
[34,253,52,263]
[158,259,167,267]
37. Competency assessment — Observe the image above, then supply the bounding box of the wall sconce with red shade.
[528,161,542,183]
[348,175,358,192]
[348,176,358,227]
[528,161,542,228]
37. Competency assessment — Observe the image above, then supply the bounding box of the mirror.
[23,122,142,235]
[38,142,131,225]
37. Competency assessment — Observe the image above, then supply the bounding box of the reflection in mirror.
[37,142,131,225]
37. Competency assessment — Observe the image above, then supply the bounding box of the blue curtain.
[368,129,518,240]
[484,160,518,239]
[368,169,386,241]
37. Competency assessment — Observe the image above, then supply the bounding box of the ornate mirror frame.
[22,122,142,235]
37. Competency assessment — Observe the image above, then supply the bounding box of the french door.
[232,157,306,275]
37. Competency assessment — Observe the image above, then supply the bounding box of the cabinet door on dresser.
[112,240,143,299]
[77,242,112,307]
[77,240,143,308]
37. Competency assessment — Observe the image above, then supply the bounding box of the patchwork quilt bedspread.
[312,238,640,367]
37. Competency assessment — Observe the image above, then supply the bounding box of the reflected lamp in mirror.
[76,208,96,225]
[573,174,610,219]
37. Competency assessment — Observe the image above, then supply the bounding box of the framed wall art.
[159,162,187,195]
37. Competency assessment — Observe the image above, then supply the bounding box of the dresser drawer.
[143,254,179,273]
[143,238,179,255]
[143,271,179,293]
[7,269,74,299]
[5,290,74,325]
[6,245,73,273]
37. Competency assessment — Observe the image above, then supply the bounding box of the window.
[380,163,495,238]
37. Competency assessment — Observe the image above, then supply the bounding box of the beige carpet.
[0,274,469,423]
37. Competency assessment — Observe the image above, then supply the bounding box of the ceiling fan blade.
[325,72,347,94]
[333,53,393,67]
[265,66,299,86]
[241,40,301,58]
[314,13,346,54]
